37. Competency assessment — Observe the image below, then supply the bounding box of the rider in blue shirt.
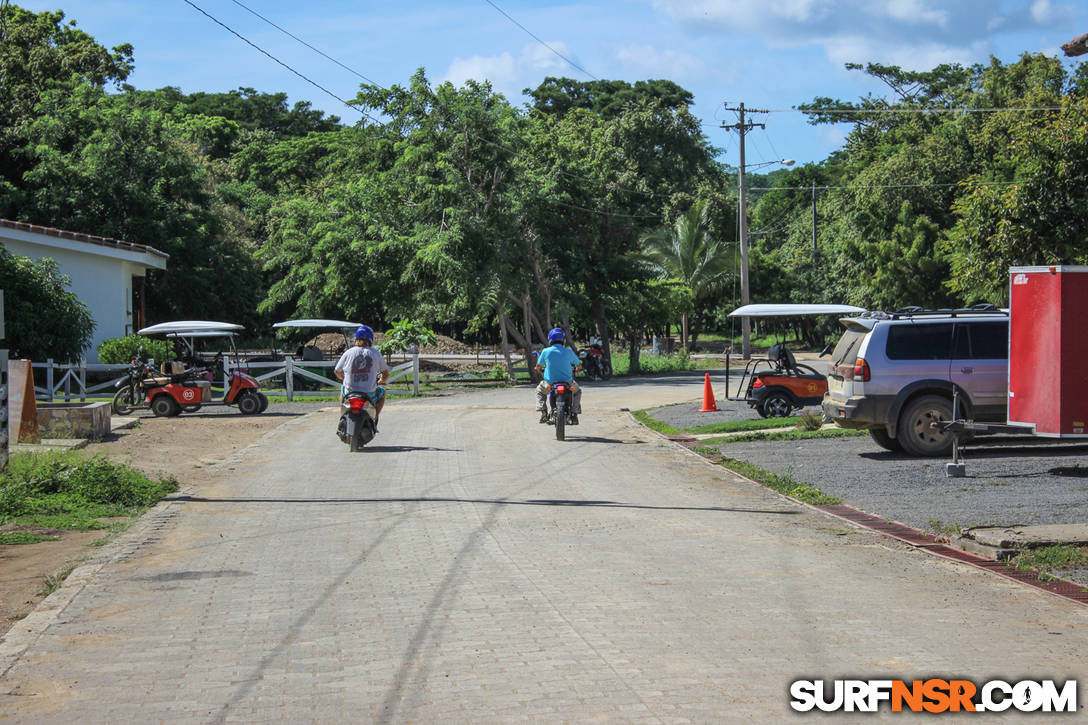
[535,328,583,424]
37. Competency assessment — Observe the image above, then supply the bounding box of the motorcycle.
[337,392,378,452]
[111,359,155,415]
[578,344,612,380]
[545,381,578,441]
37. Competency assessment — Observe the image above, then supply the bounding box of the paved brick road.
[1,378,1085,723]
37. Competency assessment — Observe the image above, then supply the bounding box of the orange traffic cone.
[699,372,718,412]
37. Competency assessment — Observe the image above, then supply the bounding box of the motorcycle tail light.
[555,384,567,393]
[348,397,366,412]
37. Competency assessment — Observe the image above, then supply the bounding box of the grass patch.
[716,458,840,505]
[613,351,697,376]
[700,428,868,445]
[685,416,805,434]
[1010,545,1088,580]
[630,409,681,435]
[0,451,177,536]
[925,519,966,538]
[0,530,60,545]
[38,560,81,598]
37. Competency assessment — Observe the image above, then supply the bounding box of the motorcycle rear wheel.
[599,361,612,380]
[555,400,566,441]
[112,387,137,415]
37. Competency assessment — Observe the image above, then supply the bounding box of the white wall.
[2,236,158,362]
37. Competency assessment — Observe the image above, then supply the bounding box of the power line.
[483,0,599,81]
[179,0,385,125]
[227,0,384,87]
[750,180,1020,191]
[775,105,1067,114]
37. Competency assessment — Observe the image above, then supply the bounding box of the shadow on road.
[360,445,462,453]
[170,494,800,516]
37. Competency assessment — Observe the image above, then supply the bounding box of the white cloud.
[614,44,703,78]
[652,0,1074,68]
[881,0,948,28]
[443,52,518,90]
[1031,0,1054,23]
[441,42,588,97]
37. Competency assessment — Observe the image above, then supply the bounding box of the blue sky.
[18,0,1088,167]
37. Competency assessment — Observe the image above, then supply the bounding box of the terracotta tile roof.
[0,218,169,260]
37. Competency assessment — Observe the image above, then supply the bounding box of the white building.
[0,219,169,362]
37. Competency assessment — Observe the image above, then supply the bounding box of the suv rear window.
[830,329,866,367]
[885,323,954,360]
[952,321,1008,360]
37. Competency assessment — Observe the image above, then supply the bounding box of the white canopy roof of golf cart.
[138,320,245,335]
[729,304,865,317]
[272,319,361,328]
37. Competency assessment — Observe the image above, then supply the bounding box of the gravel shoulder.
[642,397,1088,585]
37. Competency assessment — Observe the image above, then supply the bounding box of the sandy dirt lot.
[0,408,318,635]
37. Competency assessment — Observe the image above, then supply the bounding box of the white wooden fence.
[31,354,422,402]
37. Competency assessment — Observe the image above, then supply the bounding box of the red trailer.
[945,265,1088,474]
[1007,266,1088,437]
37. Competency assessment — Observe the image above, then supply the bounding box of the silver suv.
[821,307,1008,456]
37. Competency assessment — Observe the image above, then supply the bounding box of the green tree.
[641,200,734,350]
[0,250,93,361]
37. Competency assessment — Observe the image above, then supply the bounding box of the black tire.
[236,390,261,415]
[257,392,269,413]
[599,361,612,380]
[760,391,794,418]
[868,427,903,452]
[112,386,137,415]
[182,404,202,413]
[555,400,566,441]
[898,395,954,457]
[150,395,180,417]
[349,429,361,452]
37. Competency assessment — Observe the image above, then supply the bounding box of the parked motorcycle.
[111,359,154,415]
[578,344,612,380]
[544,382,578,441]
[337,392,378,452]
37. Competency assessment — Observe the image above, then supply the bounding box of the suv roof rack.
[862,303,1009,320]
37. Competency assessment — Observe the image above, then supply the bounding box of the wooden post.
[45,359,54,402]
[412,351,420,396]
[285,355,295,402]
[8,360,39,444]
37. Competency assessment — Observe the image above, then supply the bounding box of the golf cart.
[726,304,864,417]
[271,319,361,390]
[136,321,268,416]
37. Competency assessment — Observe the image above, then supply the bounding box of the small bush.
[0,452,177,524]
[97,335,170,365]
[797,412,824,431]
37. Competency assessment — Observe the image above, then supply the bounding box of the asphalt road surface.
[1,374,1085,722]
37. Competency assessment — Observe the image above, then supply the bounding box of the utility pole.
[722,103,766,360]
[812,182,818,261]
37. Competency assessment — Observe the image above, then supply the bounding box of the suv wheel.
[898,395,954,457]
[868,427,903,452]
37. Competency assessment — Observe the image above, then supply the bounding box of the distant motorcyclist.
[334,325,391,426]
[534,327,582,424]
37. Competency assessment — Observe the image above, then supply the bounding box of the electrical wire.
[227,0,384,87]
[749,180,1020,191]
[482,0,599,80]
[772,105,1066,114]
[179,0,386,126]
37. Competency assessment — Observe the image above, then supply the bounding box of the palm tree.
[641,200,734,350]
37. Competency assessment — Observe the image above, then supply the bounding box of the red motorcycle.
[578,343,612,380]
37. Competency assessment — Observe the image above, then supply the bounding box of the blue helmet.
[548,327,565,345]
[355,325,374,342]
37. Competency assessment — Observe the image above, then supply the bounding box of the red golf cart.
[136,321,267,416]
